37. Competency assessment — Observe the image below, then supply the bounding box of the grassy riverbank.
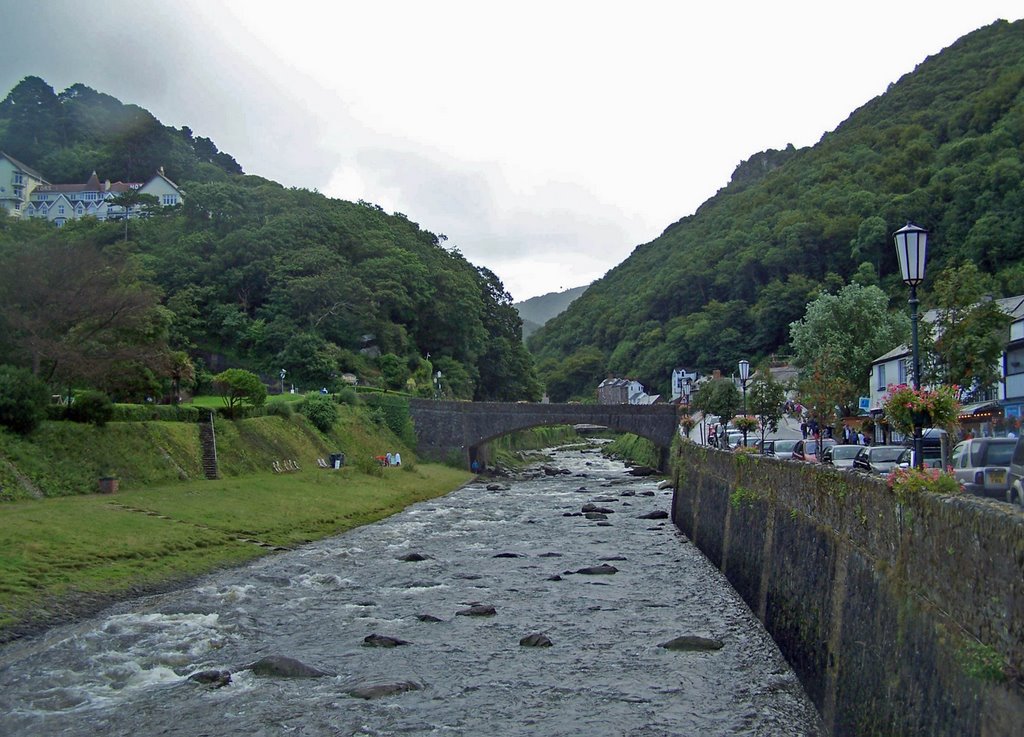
[0,463,472,638]
[0,403,472,639]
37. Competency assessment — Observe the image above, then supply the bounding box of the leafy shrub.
[336,387,359,406]
[67,391,114,426]
[353,454,385,476]
[302,395,339,433]
[266,401,295,419]
[0,365,49,435]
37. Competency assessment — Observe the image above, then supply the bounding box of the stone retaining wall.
[672,443,1024,737]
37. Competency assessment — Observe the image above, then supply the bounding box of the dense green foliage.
[789,284,908,411]
[0,364,48,434]
[301,393,339,433]
[0,80,542,403]
[529,20,1024,399]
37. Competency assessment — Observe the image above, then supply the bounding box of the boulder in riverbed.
[457,604,497,617]
[363,633,411,647]
[659,635,724,651]
[246,655,333,678]
[637,510,669,519]
[188,669,232,688]
[346,680,423,699]
[520,633,554,647]
[574,564,618,575]
[399,552,432,562]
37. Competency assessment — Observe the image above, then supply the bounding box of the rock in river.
[520,633,554,647]
[346,680,423,699]
[246,655,334,678]
[363,633,411,647]
[637,510,669,520]
[457,604,497,617]
[659,635,725,651]
[574,564,619,575]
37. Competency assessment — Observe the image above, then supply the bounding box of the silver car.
[821,443,861,469]
[768,438,800,460]
[949,437,1015,499]
[852,445,907,475]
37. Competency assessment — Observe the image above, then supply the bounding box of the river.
[0,444,822,736]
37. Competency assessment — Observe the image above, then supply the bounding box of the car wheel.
[1010,484,1024,506]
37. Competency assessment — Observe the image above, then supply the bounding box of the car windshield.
[774,440,798,452]
[832,445,861,460]
[978,441,1015,466]
[871,447,906,462]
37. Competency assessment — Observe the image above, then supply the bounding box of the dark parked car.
[792,438,836,463]
[852,445,907,475]
[821,443,861,469]
[949,437,1015,499]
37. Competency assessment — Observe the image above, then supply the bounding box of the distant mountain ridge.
[515,285,588,338]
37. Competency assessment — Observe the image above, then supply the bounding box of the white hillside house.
[0,152,48,217]
[1,155,184,226]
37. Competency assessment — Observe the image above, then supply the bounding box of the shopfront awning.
[957,401,1002,420]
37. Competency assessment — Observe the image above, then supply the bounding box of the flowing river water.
[0,444,823,736]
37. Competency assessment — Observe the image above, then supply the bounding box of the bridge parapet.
[408,399,679,467]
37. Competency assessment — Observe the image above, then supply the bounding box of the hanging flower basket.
[733,415,758,434]
[882,384,960,436]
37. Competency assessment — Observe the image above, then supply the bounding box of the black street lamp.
[738,359,750,447]
[894,222,929,470]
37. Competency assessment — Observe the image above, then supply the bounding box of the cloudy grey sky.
[2,1,1022,300]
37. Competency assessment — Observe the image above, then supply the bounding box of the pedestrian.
[385,452,393,466]
[394,452,402,466]
[471,459,480,473]
[800,421,808,439]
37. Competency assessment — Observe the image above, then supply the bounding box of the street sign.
[858,396,871,413]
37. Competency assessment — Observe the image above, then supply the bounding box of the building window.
[58,205,65,215]
[897,358,907,385]
[1007,348,1024,376]
[13,173,23,185]
[876,364,886,390]
[14,202,20,211]
[162,194,178,206]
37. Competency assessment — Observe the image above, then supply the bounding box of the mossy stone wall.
[672,443,1024,737]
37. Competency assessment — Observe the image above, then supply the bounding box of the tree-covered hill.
[0,82,541,403]
[528,19,1024,401]
[0,76,242,183]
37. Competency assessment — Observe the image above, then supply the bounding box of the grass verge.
[0,463,471,638]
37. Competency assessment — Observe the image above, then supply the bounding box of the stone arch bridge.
[408,399,681,470]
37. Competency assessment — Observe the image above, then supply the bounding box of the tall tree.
[0,236,169,388]
[924,262,1012,400]
[789,284,908,414]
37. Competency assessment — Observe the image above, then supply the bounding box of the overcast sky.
[2,2,1022,300]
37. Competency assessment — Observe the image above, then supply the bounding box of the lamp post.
[894,222,928,470]
[738,359,750,447]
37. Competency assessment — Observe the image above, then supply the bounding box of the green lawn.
[0,464,472,632]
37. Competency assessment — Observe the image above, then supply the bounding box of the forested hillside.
[0,77,241,183]
[0,81,541,402]
[529,19,1024,401]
